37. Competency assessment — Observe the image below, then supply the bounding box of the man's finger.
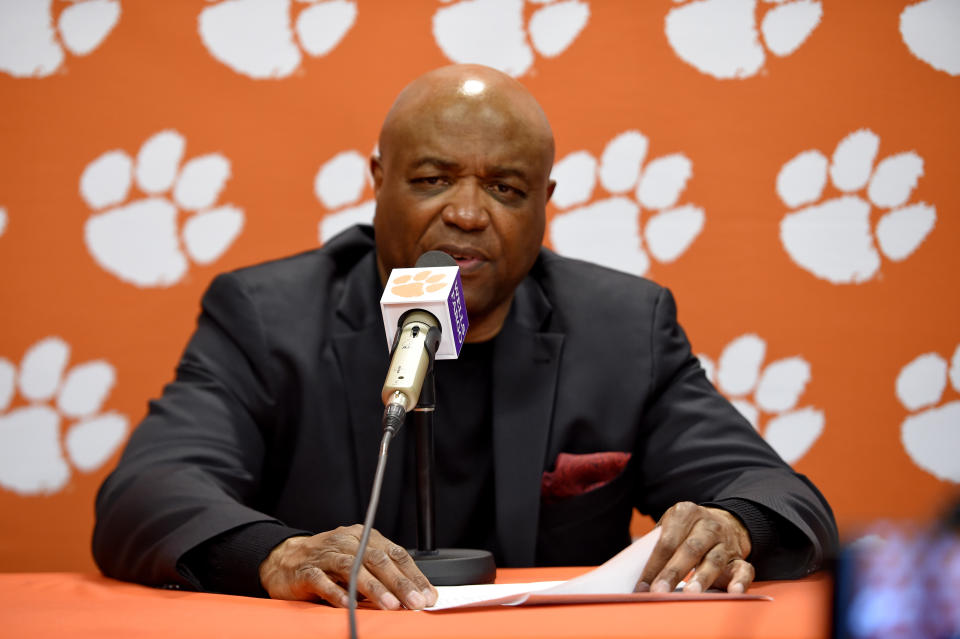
[310,533,401,610]
[385,542,438,606]
[650,516,725,593]
[713,558,755,594]
[295,564,350,607]
[681,543,733,593]
[365,530,436,608]
[361,544,429,610]
[639,502,700,586]
[350,562,403,610]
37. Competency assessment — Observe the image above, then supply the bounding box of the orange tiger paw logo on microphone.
[390,270,448,297]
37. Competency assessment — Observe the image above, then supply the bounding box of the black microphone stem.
[347,426,395,639]
[349,324,440,639]
[414,366,437,554]
[407,324,495,587]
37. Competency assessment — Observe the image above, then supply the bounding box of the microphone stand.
[410,341,496,586]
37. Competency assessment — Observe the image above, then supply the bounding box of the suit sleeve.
[632,288,838,579]
[92,272,309,590]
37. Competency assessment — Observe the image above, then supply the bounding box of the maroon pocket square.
[541,451,632,503]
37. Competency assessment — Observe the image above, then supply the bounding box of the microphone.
[379,251,469,427]
[346,250,492,635]
[377,250,495,589]
[349,253,478,636]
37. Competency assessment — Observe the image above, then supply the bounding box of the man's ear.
[546,179,556,204]
[370,155,384,196]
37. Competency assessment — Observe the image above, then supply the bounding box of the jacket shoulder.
[214,225,375,293]
[533,249,666,310]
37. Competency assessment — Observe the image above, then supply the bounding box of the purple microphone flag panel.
[446,270,468,355]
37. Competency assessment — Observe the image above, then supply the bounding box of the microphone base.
[410,548,496,586]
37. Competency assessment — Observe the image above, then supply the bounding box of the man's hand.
[638,502,755,594]
[258,525,438,610]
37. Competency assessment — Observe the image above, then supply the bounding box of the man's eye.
[491,183,524,198]
[413,176,444,186]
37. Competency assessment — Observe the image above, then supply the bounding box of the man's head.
[372,64,556,342]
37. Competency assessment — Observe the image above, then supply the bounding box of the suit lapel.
[491,277,564,567]
[330,252,407,530]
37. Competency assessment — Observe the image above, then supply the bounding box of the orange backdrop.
[1,0,958,572]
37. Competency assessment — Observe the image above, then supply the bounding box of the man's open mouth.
[434,246,487,272]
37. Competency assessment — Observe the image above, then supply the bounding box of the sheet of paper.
[425,527,771,611]
[428,528,661,610]
[536,525,662,595]
[429,581,564,610]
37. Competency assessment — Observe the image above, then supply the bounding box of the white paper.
[429,581,565,610]
[428,528,661,610]
[537,525,663,595]
[426,527,771,611]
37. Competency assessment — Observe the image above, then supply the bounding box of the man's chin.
[462,296,488,325]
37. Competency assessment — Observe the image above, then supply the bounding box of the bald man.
[93,65,837,611]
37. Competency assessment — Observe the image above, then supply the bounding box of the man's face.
[372,93,554,338]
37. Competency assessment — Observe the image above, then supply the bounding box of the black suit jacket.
[93,225,837,589]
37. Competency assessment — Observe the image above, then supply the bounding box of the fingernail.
[406,591,426,609]
[684,581,702,594]
[651,580,671,593]
[340,595,350,607]
[729,583,744,594]
[380,592,401,610]
[635,581,650,593]
[423,588,438,605]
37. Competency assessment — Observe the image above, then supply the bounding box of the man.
[93,64,837,611]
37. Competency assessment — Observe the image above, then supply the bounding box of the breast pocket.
[535,464,634,566]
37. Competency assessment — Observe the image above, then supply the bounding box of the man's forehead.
[400,94,532,137]
[384,105,552,169]
[379,66,555,166]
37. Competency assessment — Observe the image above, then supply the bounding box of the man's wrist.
[178,522,313,597]
[702,498,775,563]
[259,534,311,595]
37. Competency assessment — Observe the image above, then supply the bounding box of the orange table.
[0,568,832,639]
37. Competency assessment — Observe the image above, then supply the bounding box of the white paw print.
[80,130,245,288]
[0,337,128,496]
[315,148,375,244]
[665,0,822,79]
[699,334,824,464]
[776,129,936,285]
[0,0,120,78]
[549,131,705,276]
[199,0,357,79]
[900,0,960,76]
[433,0,589,78]
[896,345,960,483]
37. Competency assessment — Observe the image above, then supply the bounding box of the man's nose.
[440,181,489,231]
